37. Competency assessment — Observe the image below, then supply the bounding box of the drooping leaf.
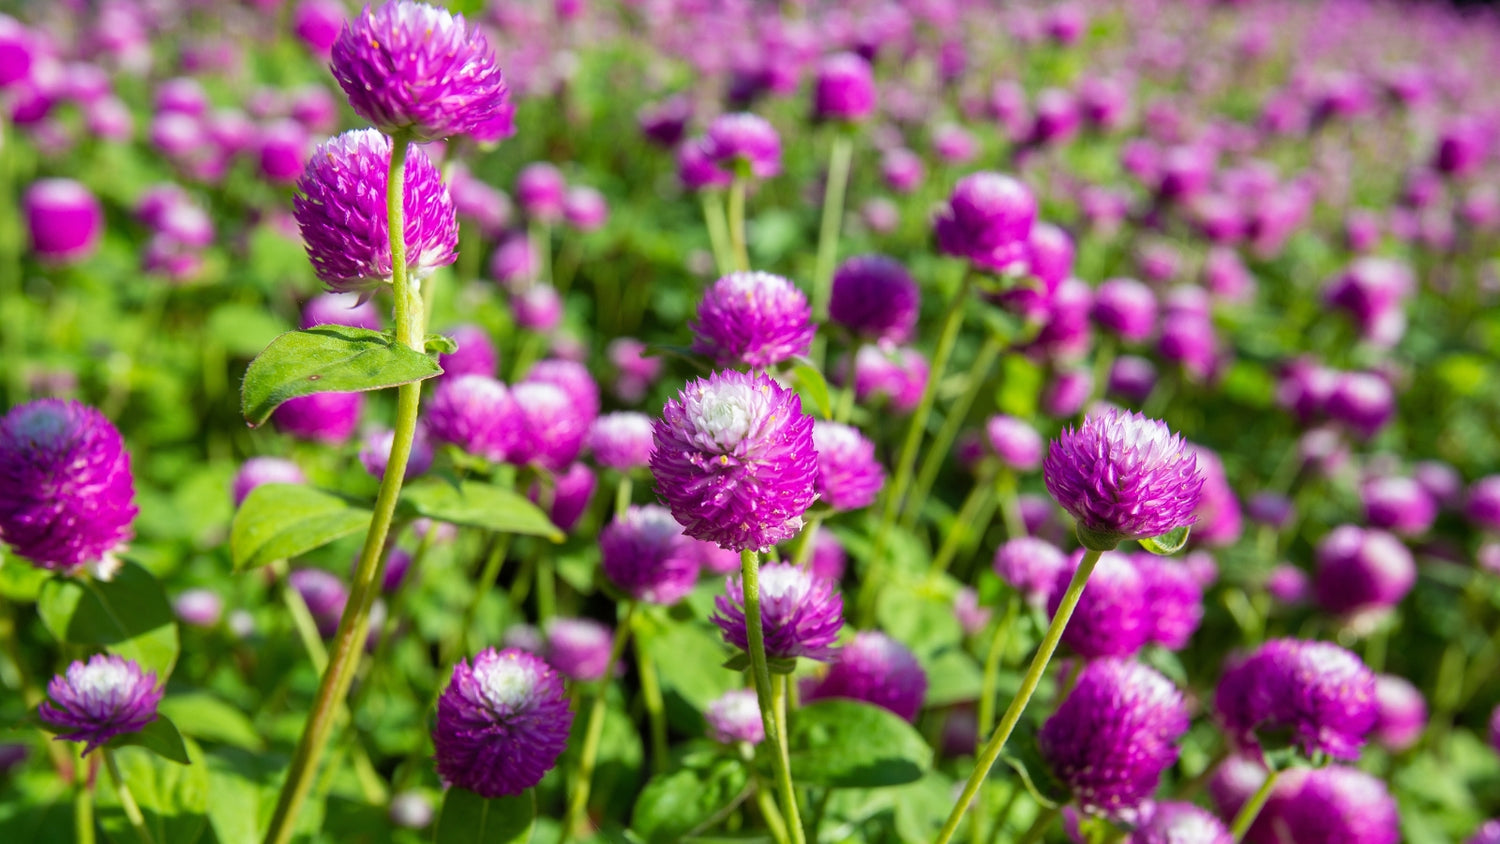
[632,757,750,844]
[434,788,535,844]
[230,484,371,571]
[240,325,442,425]
[108,715,190,764]
[37,562,179,677]
[783,699,932,789]
[400,478,563,542]
[159,693,265,751]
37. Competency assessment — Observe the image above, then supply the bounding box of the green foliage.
[631,753,749,843]
[37,562,180,677]
[398,478,564,541]
[782,700,933,789]
[230,484,372,571]
[240,325,443,425]
[435,790,536,844]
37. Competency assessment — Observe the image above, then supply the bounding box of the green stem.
[932,548,1104,844]
[833,347,859,423]
[454,534,512,660]
[633,615,670,775]
[262,129,424,844]
[745,747,791,844]
[1229,769,1280,841]
[789,516,825,568]
[104,750,155,844]
[1016,806,1059,844]
[702,191,734,277]
[75,752,96,844]
[728,176,751,272]
[811,134,854,322]
[903,332,1004,529]
[530,219,552,286]
[562,603,637,844]
[929,475,996,578]
[976,595,1021,738]
[615,474,634,520]
[741,550,807,844]
[994,468,1026,540]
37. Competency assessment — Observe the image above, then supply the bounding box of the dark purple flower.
[257,118,310,183]
[1362,475,1436,535]
[705,688,763,745]
[691,271,815,369]
[704,113,781,179]
[1371,673,1426,752]
[432,648,572,798]
[811,421,884,512]
[509,382,589,471]
[24,179,103,263]
[994,537,1068,608]
[290,568,348,637]
[638,96,691,148]
[651,371,818,552]
[713,563,842,661]
[272,391,363,445]
[600,505,699,605]
[1108,356,1158,405]
[802,631,925,721]
[1092,278,1157,343]
[1467,476,1500,532]
[360,425,434,480]
[935,172,1037,273]
[1043,408,1204,550]
[528,462,594,534]
[1135,554,1203,650]
[1263,766,1400,844]
[1313,525,1415,622]
[588,412,655,471]
[1246,492,1295,531]
[813,52,876,122]
[0,14,35,88]
[1038,658,1188,821]
[828,255,919,346]
[331,1,507,142]
[439,324,498,379]
[294,0,345,54]
[232,457,306,506]
[0,400,137,573]
[1214,638,1377,761]
[1471,821,1500,844]
[985,415,1043,472]
[1048,551,1149,659]
[544,617,613,682]
[425,374,523,463]
[1129,802,1231,844]
[1325,372,1394,440]
[677,137,732,192]
[294,129,457,296]
[38,654,162,755]
[1323,258,1413,338]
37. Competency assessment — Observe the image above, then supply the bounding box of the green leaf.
[95,744,209,844]
[632,758,749,844]
[206,304,291,358]
[425,333,460,355]
[37,562,180,677]
[204,748,285,844]
[788,358,832,419]
[159,693,265,751]
[998,721,1071,809]
[108,715,190,764]
[0,553,52,601]
[435,788,535,844]
[240,325,443,425]
[784,700,933,789]
[230,484,372,571]
[400,478,563,542]
[1139,525,1191,556]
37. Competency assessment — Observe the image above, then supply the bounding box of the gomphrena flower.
[290,568,349,638]
[811,421,885,512]
[23,178,104,264]
[690,271,815,369]
[587,412,656,471]
[1042,407,1204,550]
[812,52,876,123]
[1038,658,1189,821]
[509,382,590,471]
[1214,638,1377,761]
[330,1,507,142]
[1371,673,1426,752]
[301,291,382,331]
[1135,554,1204,651]
[359,425,434,480]
[600,505,699,605]
[293,129,458,296]
[985,414,1043,472]
[439,324,499,379]
[993,537,1067,609]
[523,359,602,422]
[705,688,764,745]
[1471,821,1500,844]
[232,457,306,506]
[1047,551,1149,660]
[713,563,842,661]
[529,462,595,534]
[801,631,926,722]
[38,654,162,754]
[432,648,572,798]
[1255,766,1400,844]
[1128,802,1232,844]
[173,588,224,628]
[0,399,137,573]
[651,371,818,552]
[828,255,920,346]
[1312,525,1415,623]
[934,171,1037,273]
[272,391,364,445]
[703,112,782,178]
[1466,475,1500,532]
[544,617,613,682]
[424,374,523,463]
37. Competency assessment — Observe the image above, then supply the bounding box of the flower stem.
[103,749,154,844]
[562,602,637,844]
[741,549,807,844]
[811,133,854,322]
[702,191,734,277]
[928,475,996,577]
[789,516,825,568]
[615,474,634,520]
[903,331,1004,529]
[728,176,751,272]
[74,751,96,844]
[931,548,1103,844]
[262,129,424,844]
[633,614,669,774]
[1229,769,1280,841]
[453,533,512,660]
[976,595,1021,738]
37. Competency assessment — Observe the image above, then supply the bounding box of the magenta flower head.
[294,129,457,297]
[272,391,363,445]
[1135,554,1204,651]
[563,186,608,231]
[173,588,224,628]
[1466,476,1500,532]
[1362,475,1436,535]
[1313,525,1415,623]
[1262,766,1400,844]
[24,179,103,264]
[1325,371,1394,440]
[508,382,589,471]
[1038,658,1189,821]
[690,271,815,369]
[802,631,926,721]
[1048,551,1149,659]
[523,359,601,422]
[705,688,763,745]
[1092,278,1157,343]
[1043,408,1204,551]
[360,425,434,480]
[439,324,498,379]
[994,537,1068,609]
[986,415,1043,472]
[290,568,349,637]
[847,346,928,413]
[544,617,613,683]
[812,52,876,123]
[713,563,842,661]
[1214,638,1377,761]
[828,255,919,346]
[651,371,818,551]
[529,462,595,534]
[425,374,523,463]
[1129,803,1231,844]
[1472,821,1500,844]
[433,648,572,798]
[704,112,781,179]
[1371,673,1426,752]
[935,172,1037,273]
[677,137,732,192]
[812,421,884,512]
[600,505,699,605]
[810,529,847,582]
[588,412,655,471]
[331,1,506,142]
[0,400,137,573]
[232,457,306,506]
[515,163,566,223]
[38,654,162,755]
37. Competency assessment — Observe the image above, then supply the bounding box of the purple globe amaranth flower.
[514,163,566,223]
[881,148,924,194]
[529,462,595,534]
[986,415,1044,472]
[294,0,345,55]
[808,528,847,582]
[811,421,884,512]
[1043,408,1204,550]
[290,568,349,637]
[544,617,613,683]
[677,137,732,192]
[704,113,782,179]
[1038,658,1189,821]
[523,359,601,423]
[360,425,433,480]
[439,324,498,379]
[812,52,876,122]
[232,457,306,506]
[1313,525,1415,623]
[1214,638,1377,761]
[588,412,655,471]
[510,284,562,333]
[1129,803,1231,844]
[331,1,507,142]
[24,179,103,264]
[38,654,162,755]
[828,255,919,346]
[1325,371,1395,440]
[1041,369,1092,418]
[705,688,764,745]
[803,631,926,723]
[433,648,572,798]
[257,119,311,184]
[1467,476,1500,532]
[294,129,457,296]
[301,291,382,331]
[1189,446,1242,548]
[690,271,815,369]
[1092,277,1157,343]
[1413,460,1463,510]
[1135,554,1203,650]
[1109,356,1157,405]
[563,186,608,232]
[1323,258,1413,338]
[1362,475,1436,535]
[425,374,523,463]
[173,588,223,628]
[488,230,537,290]
[651,371,818,552]
[0,400,137,573]
[1048,551,1149,660]
[1258,766,1400,844]
[1266,564,1310,606]
[994,537,1068,609]
[713,563,842,661]
[1371,673,1426,752]
[1472,821,1500,844]
[935,171,1037,273]
[600,505,699,605]
[1492,704,1500,754]
[638,96,691,148]
[1246,492,1295,531]
[509,382,589,471]
[1008,222,1073,320]
[272,391,363,445]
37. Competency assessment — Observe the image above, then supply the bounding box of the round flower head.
[809,528,847,582]
[1135,554,1204,651]
[1473,822,1500,844]
[523,359,601,422]
[232,457,306,506]
[424,374,523,463]
[1042,408,1204,550]
[439,324,498,379]
[1266,564,1310,606]
[847,346,928,413]
[690,271,815,369]
[510,284,562,333]
[828,255,920,346]
[1129,802,1231,844]
[811,421,884,512]
[994,537,1068,608]
[813,52,876,122]
[801,631,926,722]
[38,654,162,755]
[529,461,595,534]
[24,178,103,263]
[689,535,742,576]
[713,563,842,661]
[173,588,223,628]
[330,1,507,142]
[986,415,1043,472]
[1048,551,1149,660]
[1092,278,1157,343]
[432,648,572,798]
[651,371,818,552]
[677,137,732,191]
[1266,766,1400,844]
[1325,371,1394,440]
[515,163,566,222]
[488,230,537,290]
[600,505,699,605]
[1188,446,1242,548]
[1214,638,1377,761]
[272,391,363,445]
[705,688,764,747]
[1362,476,1435,536]
[544,617,613,682]
[509,382,589,471]
[563,186,608,231]
[703,112,781,178]
[290,568,349,637]
[1313,525,1415,621]
[294,129,458,296]
[1038,658,1189,821]
[935,171,1037,273]
[588,412,655,471]
[389,791,434,829]
[1371,673,1426,751]
[0,400,137,572]
[1467,476,1500,532]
